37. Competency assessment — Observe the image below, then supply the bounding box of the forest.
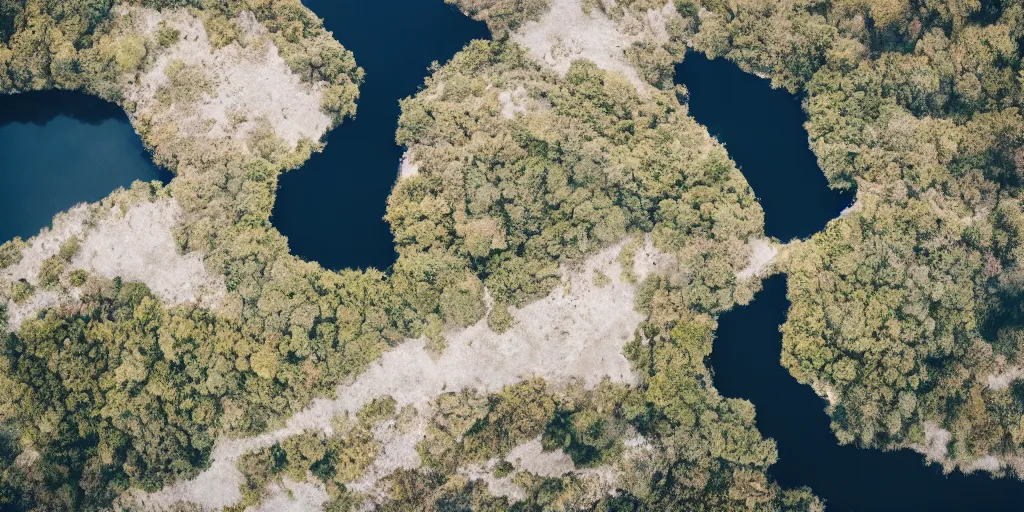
[1,0,1020,509]
[678,0,1024,473]
[0,0,819,510]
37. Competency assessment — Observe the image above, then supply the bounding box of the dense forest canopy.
[678,0,1024,473]
[0,0,1022,509]
[0,0,822,510]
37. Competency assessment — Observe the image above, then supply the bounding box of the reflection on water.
[0,91,171,243]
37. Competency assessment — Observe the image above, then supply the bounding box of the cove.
[0,90,171,244]
[684,52,1024,509]
[675,52,854,241]
[714,277,1024,511]
[272,1,489,272]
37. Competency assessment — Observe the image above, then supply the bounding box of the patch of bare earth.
[911,421,951,463]
[736,237,778,280]
[510,0,677,92]
[246,478,329,512]
[72,199,224,306]
[2,205,90,329]
[398,150,420,179]
[987,365,1024,390]
[120,7,332,151]
[2,198,223,332]
[122,240,650,510]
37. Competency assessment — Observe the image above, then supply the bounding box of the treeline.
[379,38,817,510]
[0,1,381,509]
[674,0,1024,471]
[446,0,551,35]
[0,0,826,510]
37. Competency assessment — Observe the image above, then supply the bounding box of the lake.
[2,6,1021,510]
[682,54,1024,510]
[0,91,171,244]
[270,1,489,272]
[676,52,854,242]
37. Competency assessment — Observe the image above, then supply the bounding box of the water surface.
[686,53,1024,510]
[0,91,170,244]
[272,1,489,271]
[714,277,1024,511]
[676,52,853,241]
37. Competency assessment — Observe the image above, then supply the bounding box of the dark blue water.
[271,1,489,271]
[676,52,854,241]
[0,91,171,243]
[715,277,1024,511]
[687,52,1024,510]
[2,9,1019,510]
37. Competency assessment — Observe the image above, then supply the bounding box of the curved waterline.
[715,277,1024,511]
[676,52,853,242]
[271,1,489,272]
[0,90,172,243]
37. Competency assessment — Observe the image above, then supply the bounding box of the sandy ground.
[346,416,429,499]
[736,237,778,280]
[913,421,951,462]
[498,86,530,119]
[512,0,644,89]
[987,366,1024,390]
[2,206,90,329]
[122,7,332,150]
[3,198,223,332]
[911,420,1019,476]
[73,200,224,306]
[510,0,676,92]
[123,240,649,510]
[398,150,420,179]
[460,436,616,502]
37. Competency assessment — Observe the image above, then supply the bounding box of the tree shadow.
[0,90,127,128]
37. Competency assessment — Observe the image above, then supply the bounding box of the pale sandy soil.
[346,416,428,500]
[498,86,530,119]
[73,200,224,307]
[2,205,90,330]
[736,237,778,280]
[3,198,223,332]
[511,0,675,92]
[963,455,1002,473]
[246,478,329,512]
[122,240,649,510]
[398,150,420,179]
[913,421,951,462]
[121,7,331,150]
[2,206,90,285]
[507,437,577,477]
[461,465,528,501]
[987,365,1024,390]
[462,436,619,503]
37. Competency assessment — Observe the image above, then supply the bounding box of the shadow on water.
[271,1,489,272]
[675,52,854,241]
[715,276,1024,511]
[0,91,171,244]
[0,90,130,127]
